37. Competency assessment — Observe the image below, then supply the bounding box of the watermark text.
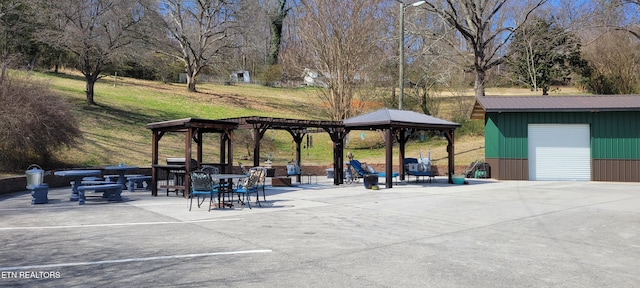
[2,271,61,279]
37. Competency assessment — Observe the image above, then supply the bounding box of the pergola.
[343,109,461,187]
[146,118,238,196]
[146,110,459,196]
[222,116,346,185]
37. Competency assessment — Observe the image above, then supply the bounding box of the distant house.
[303,68,328,87]
[230,70,250,83]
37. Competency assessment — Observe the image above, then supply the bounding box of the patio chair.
[349,159,371,179]
[350,160,399,182]
[286,160,301,182]
[189,171,217,211]
[253,167,268,201]
[404,158,433,183]
[403,158,418,179]
[234,168,261,209]
[201,165,220,175]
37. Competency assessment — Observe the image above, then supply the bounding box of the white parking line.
[0,250,273,271]
[0,218,241,231]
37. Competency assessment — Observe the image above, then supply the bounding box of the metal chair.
[189,171,217,211]
[201,165,220,175]
[233,168,261,209]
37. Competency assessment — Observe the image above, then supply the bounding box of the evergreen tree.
[506,17,586,95]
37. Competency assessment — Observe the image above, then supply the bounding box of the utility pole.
[398,1,426,110]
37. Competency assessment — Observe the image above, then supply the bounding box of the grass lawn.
[3,70,586,177]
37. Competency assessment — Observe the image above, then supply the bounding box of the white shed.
[230,70,250,83]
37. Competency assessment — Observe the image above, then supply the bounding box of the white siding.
[528,124,591,181]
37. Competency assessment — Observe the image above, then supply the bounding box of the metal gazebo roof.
[343,108,460,186]
[344,108,460,129]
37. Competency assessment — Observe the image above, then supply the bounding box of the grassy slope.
[23,71,585,175]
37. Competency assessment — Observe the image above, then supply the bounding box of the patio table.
[104,165,139,189]
[54,170,102,201]
[210,174,247,208]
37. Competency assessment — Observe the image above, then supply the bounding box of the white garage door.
[528,124,591,181]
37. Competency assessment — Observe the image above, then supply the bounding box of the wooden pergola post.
[184,127,192,197]
[444,129,455,184]
[396,128,411,181]
[150,130,161,196]
[385,129,393,188]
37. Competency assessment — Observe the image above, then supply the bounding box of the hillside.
[4,71,584,177]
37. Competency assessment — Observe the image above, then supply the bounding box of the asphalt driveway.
[0,178,638,287]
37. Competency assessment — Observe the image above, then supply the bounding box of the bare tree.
[296,0,387,120]
[403,8,456,115]
[607,0,640,39]
[38,0,145,105]
[151,0,237,92]
[418,0,548,97]
[582,30,640,94]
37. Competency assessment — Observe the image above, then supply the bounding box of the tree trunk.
[0,62,6,86]
[186,73,197,92]
[474,68,486,97]
[268,1,288,65]
[268,17,283,65]
[85,75,97,105]
[185,62,198,92]
[391,86,396,107]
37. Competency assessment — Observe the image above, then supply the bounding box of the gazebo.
[343,109,460,187]
[146,110,459,197]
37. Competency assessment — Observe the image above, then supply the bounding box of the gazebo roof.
[343,108,460,130]
[145,117,238,132]
[222,116,343,133]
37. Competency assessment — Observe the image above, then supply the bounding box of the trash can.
[26,164,44,189]
[363,174,378,189]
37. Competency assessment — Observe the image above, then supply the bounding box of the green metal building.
[472,96,640,182]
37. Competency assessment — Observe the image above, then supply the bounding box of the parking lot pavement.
[1,179,638,287]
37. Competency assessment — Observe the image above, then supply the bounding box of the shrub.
[256,64,282,87]
[452,116,485,137]
[0,74,81,171]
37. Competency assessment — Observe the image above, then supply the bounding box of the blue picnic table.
[103,165,139,189]
[54,170,102,201]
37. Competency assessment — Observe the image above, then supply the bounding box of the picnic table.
[53,170,102,201]
[103,164,138,189]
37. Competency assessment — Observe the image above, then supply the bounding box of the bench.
[81,180,112,185]
[127,175,152,192]
[406,166,439,183]
[103,175,119,182]
[407,171,433,182]
[76,184,123,205]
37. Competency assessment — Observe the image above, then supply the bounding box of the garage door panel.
[528,124,591,181]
